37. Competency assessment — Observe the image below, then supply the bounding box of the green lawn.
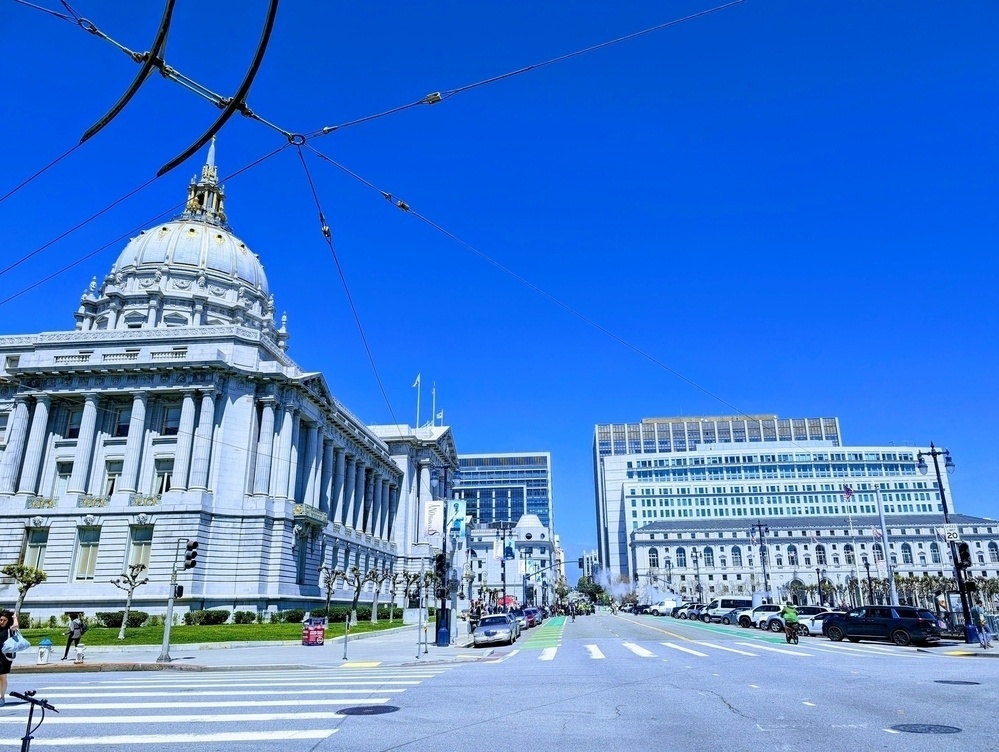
[21,618,405,646]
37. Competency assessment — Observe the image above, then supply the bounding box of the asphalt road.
[2,613,995,750]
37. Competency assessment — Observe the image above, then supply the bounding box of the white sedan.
[472,614,517,647]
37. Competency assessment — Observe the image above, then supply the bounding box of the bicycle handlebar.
[10,690,59,713]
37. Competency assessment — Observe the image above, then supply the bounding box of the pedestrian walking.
[0,609,19,707]
[970,600,993,649]
[63,613,85,660]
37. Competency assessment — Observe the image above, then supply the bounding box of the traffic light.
[434,553,446,580]
[173,584,184,599]
[577,557,584,568]
[957,542,973,569]
[184,540,199,569]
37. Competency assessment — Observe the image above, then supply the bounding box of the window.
[989,542,999,564]
[161,405,182,436]
[154,458,174,495]
[66,408,83,439]
[815,544,827,565]
[104,460,123,495]
[648,548,660,569]
[52,462,72,497]
[113,406,131,437]
[930,542,942,564]
[732,546,743,568]
[128,526,153,568]
[787,544,798,566]
[23,528,48,569]
[844,543,855,565]
[874,543,886,562]
[75,527,101,580]
[676,548,687,568]
[704,547,715,567]
[0,412,7,443]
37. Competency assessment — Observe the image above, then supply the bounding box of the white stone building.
[0,147,407,619]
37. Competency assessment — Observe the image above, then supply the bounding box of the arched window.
[732,546,743,568]
[649,548,660,569]
[844,544,855,565]
[787,544,799,566]
[918,553,926,566]
[930,542,942,564]
[776,555,784,567]
[704,547,715,567]
[989,542,999,563]
[676,548,687,568]
[900,543,911,565]
[815,544,827,565]
[720,556,727,568]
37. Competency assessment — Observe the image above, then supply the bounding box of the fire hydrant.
[37,638,52,664]
[74,644,85,664]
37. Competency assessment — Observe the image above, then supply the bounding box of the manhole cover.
[934,680,980,685]
[338,705,400,716]
[891,724,961,734]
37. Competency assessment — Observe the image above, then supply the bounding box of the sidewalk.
[12,625,486,674]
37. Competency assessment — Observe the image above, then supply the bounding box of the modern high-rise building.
[457,452,554,530]
[593,415,954,581]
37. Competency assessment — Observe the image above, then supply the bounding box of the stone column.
[370,475,383,536]
[386,484,399,540]
[351,461,366,530]
[252,399,276,495]
[187,390,216,491]
[379,480,391,540]
[68,394,99,494]
[119,392,148,493]
[303,423,320,507]
[331,448,346,521]
[0,396,32,494]
[16,395,51,496]
[341,455,356,526]
[287,414,301,500]
[171,390,197,490]
[319,439,335,516]
[272,405,295,499]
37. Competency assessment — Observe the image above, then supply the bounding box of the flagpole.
[413,373,421,428]
[846,504,862,606]
[431,383,436,428]
[875,483,898,605]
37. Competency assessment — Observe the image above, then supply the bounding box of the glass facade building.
[457,452,554,530]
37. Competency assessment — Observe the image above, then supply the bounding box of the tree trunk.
[14,590,26,617]
[371,587,380,624]
[118,589,134,640]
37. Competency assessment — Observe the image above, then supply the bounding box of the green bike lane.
[517,616,567,649]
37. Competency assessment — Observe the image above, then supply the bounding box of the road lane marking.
[736,642,810,657]
[803,701,816,706]
[539,648,558,661]
[0,730,336,745]
[0,712,348,725]
[659,642,708,657]
[35,689,406,698]
[341,661,382,668]
[696,642,757,656]
[616,616,700,642]
[32,698,388,710]
[585,644,605,659]
[623,642,657,657]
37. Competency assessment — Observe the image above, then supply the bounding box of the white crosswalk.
[506,638,924,663]
[0,666,450,747]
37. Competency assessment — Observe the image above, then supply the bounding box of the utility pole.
[749,520,771,602]
[157,538,197,663]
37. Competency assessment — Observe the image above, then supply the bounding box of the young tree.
[368,569,394,624]
[319,566,344,620]
[342,566,366,626]
[110,563,149,640]
[1,563,47,615]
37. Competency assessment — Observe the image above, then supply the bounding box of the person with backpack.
[62,613,85,660]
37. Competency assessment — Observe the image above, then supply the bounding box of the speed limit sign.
[942,524,960,542]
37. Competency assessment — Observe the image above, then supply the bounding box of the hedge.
[232,611,256,624]
[183,609,231,626]
[94,611,149,628]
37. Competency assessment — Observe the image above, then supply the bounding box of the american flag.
[750,532,758,545]
[810,535,820,544]
[843,485,854,500]
[873,529,883,540]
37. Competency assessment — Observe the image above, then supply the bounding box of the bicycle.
[10,689,59,752]
[784,622,799,644]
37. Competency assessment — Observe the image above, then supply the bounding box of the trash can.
[37,638,52,664]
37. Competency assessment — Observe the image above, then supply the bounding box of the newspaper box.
[302,617,326,646]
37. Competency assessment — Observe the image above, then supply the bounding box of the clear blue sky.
[2,2,996,583]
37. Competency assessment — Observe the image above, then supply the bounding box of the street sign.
[942,525,960,543]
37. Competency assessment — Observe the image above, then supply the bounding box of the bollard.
[74,644,85,664]
[37,638,52,664]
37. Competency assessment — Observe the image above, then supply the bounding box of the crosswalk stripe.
[585,644,605,659]
[539,648,557,661]
[736,642,810,657]
[660,642,708,657]
[0,712,347,725]
[36,698,389,710]
[622,642,656,658]
[695,642,757,656]
[0,730,335,745]
[35,688,406,698]
[805,643,918,657]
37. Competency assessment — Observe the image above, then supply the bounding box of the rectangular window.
[66,408,83,439]
[75,527,101,580]
[161,405,182,436]
[52,461,72,497]
[0,412,8,443]
[104,460,123,495]
[154,458,174,495]
[23,528,49,569]
[113,407,131,438]
[128,526,153,568]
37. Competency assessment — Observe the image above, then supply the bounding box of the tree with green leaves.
[575,575,605,603]
[1,563,47,615]
[110,563,149,639]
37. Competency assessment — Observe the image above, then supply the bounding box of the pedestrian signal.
[173,584,184,598]
[434,553,446,580]
[957,542,972,569]
[184,540,199,569]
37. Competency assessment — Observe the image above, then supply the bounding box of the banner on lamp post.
[425,500,443,537]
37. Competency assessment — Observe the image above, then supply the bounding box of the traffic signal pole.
[157,538,198,663]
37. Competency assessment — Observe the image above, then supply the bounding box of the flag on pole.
[412,373,421,388]
[873,529,883,540]
[842,485,854,500]
[810,535,820,544]
[750,532,758,545]
[436,410,444,422]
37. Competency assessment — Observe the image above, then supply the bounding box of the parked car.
[524,607,541,627]
[736,604,780,628]
[686,604,707,621]
[634,604,653,615]
[717,608,742,625]
[509,608,528,630]
[472,614,517,647]
[798,610,844,636]
[649,599,678,616]
[824,605,942,646]
[765,606,832,633]
[674,603,704,620]
[670,602,697,618]
[700,597,754,622]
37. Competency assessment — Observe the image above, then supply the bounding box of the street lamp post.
[691,549,703,601]
[863,560,875,603]
[749,520,771,602]
[491,521,515,611]
[918,443,974,643]
[815,567,827,606]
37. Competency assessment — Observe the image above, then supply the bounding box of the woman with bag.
[63,613,84,661]
[0,609,20,707]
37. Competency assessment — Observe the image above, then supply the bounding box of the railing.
[103,352,139,363]
[293,504,327,525]
[53,354,92,364]
[26,496,58,509]
[129,494,161,506]
[78,495,110,507]
[151,350,188,360]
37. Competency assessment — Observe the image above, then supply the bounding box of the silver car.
[473,614,517,647]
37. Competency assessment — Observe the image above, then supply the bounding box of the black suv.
[824,606,941,646]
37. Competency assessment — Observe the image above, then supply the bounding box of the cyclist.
[781,602,799,643]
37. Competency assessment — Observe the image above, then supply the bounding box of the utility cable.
[0,141,85,205]
[303,143,787,433]
[292,146,401,431]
